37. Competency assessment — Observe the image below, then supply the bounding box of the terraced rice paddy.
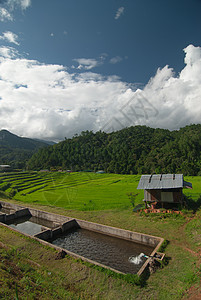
[0,172,199,211]
[0,171,143,210]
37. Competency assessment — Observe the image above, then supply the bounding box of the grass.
[185,209,201,250]
[0,172,201,299]
[0,230,80,299]
[0,206,200,299]
[0,172,143,210]
[0,172,199,212]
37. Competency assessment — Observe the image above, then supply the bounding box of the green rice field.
[0,171,200,211]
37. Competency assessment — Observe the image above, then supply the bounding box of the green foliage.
[0,129,52,169]
[15,283,19,300]
[0,190,10,199]
[9,188,18,198]
[74,257,144,286]
[158,239,169,252]
[0,182,11,191]
[27,124,201,175]
[127,192,139,207]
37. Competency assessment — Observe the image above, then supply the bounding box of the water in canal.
[6,216,58,236]
[52,228,154,274]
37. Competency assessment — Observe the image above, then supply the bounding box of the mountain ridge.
[0,129,54,169]
[0,129,55,149]
[27,124,201,175]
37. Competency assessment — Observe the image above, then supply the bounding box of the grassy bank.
[0,172,201,299]
[0,201,201,299]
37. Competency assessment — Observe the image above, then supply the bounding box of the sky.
[0,0,201,141]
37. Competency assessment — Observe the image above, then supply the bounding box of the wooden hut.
[137,174,192,209]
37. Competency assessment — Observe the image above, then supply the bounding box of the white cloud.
[0,7,13,21]
[110,56,122,64]
[5,0,31,10]
[0,0,31,22]
[0,31,19,45]
[0,46,19,58]
[140,44,201,130]
[115,7,124,20]
[73,58,102,70]
[20,0,31,10]
[0,44,201,141]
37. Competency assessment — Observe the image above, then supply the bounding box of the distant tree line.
[0,147,34,169]
[0,129,52,169]
[26,124,201,175]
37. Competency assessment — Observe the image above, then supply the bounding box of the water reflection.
[6,216,57,236]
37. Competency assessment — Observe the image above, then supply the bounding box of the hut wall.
[144,190,161,201]
[144,188,182,203]
[172,189,183,203]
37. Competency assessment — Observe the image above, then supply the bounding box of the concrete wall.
[61,219,79,232]
[0,201,165,276]
[0,208,31,223]
[34,229,53,240]
[0,201,163,247]
[0,214,6,222]
[0,201,18,211]
[28,207,72,223]
[34,219,78,241]
[76,219,161,247]
[15,208,31,218]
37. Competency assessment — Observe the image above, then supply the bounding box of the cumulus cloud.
[0,31,19,45]
[0,44,201,141]
[73,58,102,70]
[1,0,31,10]
[110,56,122,64]
[0,45,19,58]
[140,45,201,130]
[0,7,12,21]
[115,7,124,20]
[20,0,31,9]
[0,0,31,21]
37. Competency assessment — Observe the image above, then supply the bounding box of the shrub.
[9,188,18,198]
[158,240,169,252]
[0,182,11,191]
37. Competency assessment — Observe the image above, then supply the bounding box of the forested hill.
[27,124,201,175]
[0,130,53,169]
[0,130,50,150]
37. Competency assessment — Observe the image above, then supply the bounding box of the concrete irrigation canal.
[0,201,165,275]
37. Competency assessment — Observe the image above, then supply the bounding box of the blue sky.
[0,0,201,140]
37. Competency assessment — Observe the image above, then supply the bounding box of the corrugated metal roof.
[137,174,184,189]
